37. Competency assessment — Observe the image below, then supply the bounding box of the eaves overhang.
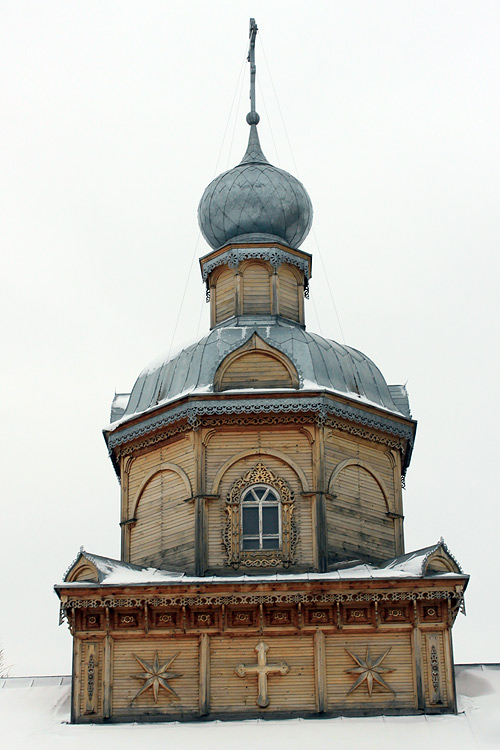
[199,241,313,281]
[103,389,417,477]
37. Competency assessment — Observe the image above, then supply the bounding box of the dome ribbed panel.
[198,157,312,249]
[123,323,402,418]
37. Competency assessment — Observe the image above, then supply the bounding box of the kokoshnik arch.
[55,19,468,722]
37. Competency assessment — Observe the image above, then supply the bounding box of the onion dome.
[198,125,313,250]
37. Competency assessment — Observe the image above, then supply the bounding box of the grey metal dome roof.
[198,125,313,250]
[120,321,409,421]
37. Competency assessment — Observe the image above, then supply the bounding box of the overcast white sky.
[1,1,499,676]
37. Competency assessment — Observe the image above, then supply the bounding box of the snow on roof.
[1,665,499,749]
[60,544,465,588]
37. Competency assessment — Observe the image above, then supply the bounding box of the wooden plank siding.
[277,264,300,322]
[219,351,293,390]
[241,262,272,314]
[214,267,235,324]
[325,432,397,562]
[210,636,316,713]
[129,470,195,570]
[125,436,196,521]
[325,432,396,498]
[325,633,416,711]
[327,464,396,562]
[111,637,199,716]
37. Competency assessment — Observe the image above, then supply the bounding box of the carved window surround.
[223,463,297,568]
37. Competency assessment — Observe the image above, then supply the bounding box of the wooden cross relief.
[235,641,290,708]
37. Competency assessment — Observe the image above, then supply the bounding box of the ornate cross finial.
[246,18,260,125]
[235,640,289,707]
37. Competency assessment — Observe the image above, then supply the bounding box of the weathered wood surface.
[242,262,272,315]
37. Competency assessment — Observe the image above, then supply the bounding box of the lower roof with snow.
[59,541,465,588]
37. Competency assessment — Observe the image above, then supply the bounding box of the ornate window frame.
[223,462,297,568]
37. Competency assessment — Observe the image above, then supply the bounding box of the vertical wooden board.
[242,262,272,314]
[277,264,300,321]
[111,637,199,715]
[210,636,316,712]
[325,633,416,710]
[421,631,448,707]
[199,634,210,715]
[214,267,236,323]
[314,631,327,712]
[80,640,103,717]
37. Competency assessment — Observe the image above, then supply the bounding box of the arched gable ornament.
[223,462,297,568]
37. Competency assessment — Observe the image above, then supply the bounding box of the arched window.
[241,484,281,550]
[224,462,297,568]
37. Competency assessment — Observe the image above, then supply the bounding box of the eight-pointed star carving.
[131,650,182,703]
[345,646,395,696]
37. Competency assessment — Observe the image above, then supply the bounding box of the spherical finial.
[246,111,260,125]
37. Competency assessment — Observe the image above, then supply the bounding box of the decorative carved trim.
[130,651,182,703]
[87,654,95,700]
[345,647,395,696]
[60,588,464,630]
[430,645,439,692]
[109,396,414,458]
[115,421,191,458]
[201,247,310,281]
[223,463,297,568]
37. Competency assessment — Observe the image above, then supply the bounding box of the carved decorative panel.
[83,611,102,630]
[188,609,219,629]
[303,607,333,626]
[227,608,258,628]
[343,605,373,625]
[114,610,140,629]
[422,604,442,621]
[151,609,182,629]
[82,642,99,715]
[264,606,296,628]
[223,462,297,568]
[380,606,409,623]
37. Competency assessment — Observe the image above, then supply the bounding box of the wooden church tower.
[56,20,468,722]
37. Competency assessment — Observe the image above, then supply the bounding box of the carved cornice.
[108,395,414,454]
[59,587,465,630]
[201,246,310,281]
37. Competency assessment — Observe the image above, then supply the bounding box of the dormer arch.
[213,332,299,392]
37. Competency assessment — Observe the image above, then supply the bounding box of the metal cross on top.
[247,18,259,123]
[235,640,290,708]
